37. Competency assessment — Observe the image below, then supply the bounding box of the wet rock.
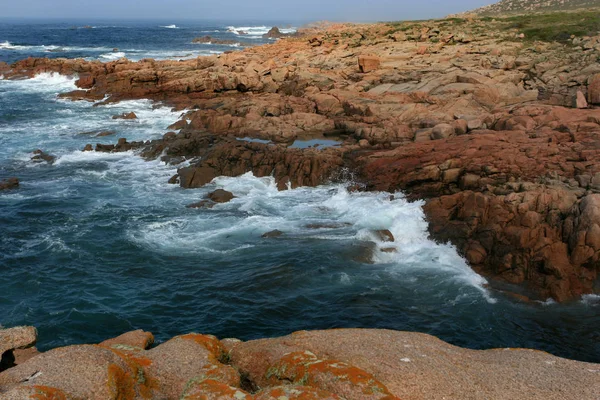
[262,230,284,238]
[82,144,93,152]
[187,200,215,209]
[112,112,137,120]
[207,189,235,203]
[99,330,154,350]
[373,229,395,242]
[31,150,55,164]
[0,178,19,191]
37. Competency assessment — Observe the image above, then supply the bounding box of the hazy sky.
[0,0,492,21]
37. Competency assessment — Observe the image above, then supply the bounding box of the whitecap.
[160,25,179,29]
[581,294,600,306]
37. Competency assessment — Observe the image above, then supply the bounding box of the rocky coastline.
[1,326,598,399]
[1,13,600,399]
[4,17,596,303]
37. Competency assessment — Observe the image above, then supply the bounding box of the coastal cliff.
[0,326,598,399]
[2,14,600,304]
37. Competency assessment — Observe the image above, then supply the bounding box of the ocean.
[0,20,598,362]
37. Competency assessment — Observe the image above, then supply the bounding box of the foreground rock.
[0,328,597,400]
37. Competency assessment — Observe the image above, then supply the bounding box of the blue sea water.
[0,21,599,363]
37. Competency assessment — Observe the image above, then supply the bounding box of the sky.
[0,0,493,22]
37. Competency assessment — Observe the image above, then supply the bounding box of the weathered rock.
[358,55,381,73]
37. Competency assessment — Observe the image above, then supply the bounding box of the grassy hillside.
[472,0,600,15]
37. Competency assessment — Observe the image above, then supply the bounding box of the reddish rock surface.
[2,328,597,399]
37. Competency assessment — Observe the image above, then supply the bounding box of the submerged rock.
[31,150,55,164]
[262,230,284,238]
[0,178,19,191]
[112,112,137,120]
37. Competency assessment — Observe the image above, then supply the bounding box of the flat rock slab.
[230,329,600,400]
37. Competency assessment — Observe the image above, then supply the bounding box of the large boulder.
[358,55,381,73]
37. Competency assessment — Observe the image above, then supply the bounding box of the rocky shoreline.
[2,19,600,288]
[1,326,598,399]
[3,16,594,302]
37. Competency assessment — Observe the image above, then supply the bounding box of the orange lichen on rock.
[266,351,399,400]
[180,378,252,400]
[29,386,68,400]
[108,348,157,399]
[178,334,226,361]
[107,363,137,400]
[254,385,342,400]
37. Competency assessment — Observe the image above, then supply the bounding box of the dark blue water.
[0,19,297,63]
[0,21,599,363]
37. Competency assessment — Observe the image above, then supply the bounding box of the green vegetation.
[499,10,600,42]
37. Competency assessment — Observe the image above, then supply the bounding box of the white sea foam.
[100,51,126,60]
[226,25,296,38]
[0,41,113,53]
[581,294,600,306]
[128,172,493,301]
[161,25,179,29]
[0,72,78,94]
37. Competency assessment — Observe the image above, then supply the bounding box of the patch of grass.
[498,10,600,42]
